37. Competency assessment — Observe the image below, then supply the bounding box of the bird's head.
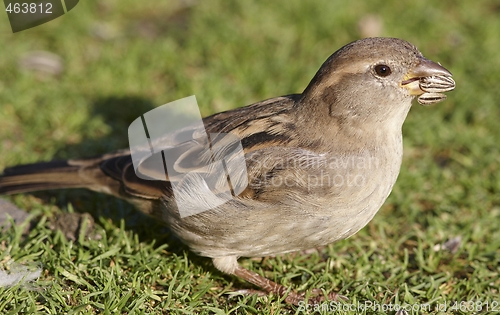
[299,37,455,128]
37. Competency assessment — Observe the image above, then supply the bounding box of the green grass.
[1,0,499,314]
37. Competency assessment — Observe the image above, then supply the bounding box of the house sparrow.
[0,38,455,304]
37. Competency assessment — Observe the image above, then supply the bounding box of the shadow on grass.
[50,95,157,159]
[25,94,212,266]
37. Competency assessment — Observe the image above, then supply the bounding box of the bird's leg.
[233,264,344,305]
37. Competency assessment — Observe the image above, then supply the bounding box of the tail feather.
[0,160,90,195]
[0,152,164,209]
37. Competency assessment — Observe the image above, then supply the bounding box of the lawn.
[0,0,499,314]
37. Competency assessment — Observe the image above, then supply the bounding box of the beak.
[401,58,453,96]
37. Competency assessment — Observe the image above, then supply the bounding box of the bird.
[0,37,455,305]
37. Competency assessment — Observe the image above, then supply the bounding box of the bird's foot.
[302,288,348,305]
[233,265,347,305]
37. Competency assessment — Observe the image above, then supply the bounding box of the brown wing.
[102,94,302,200]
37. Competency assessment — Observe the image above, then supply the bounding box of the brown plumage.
[0,38,455,304]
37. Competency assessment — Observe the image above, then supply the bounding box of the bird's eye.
[374,64,391,77]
